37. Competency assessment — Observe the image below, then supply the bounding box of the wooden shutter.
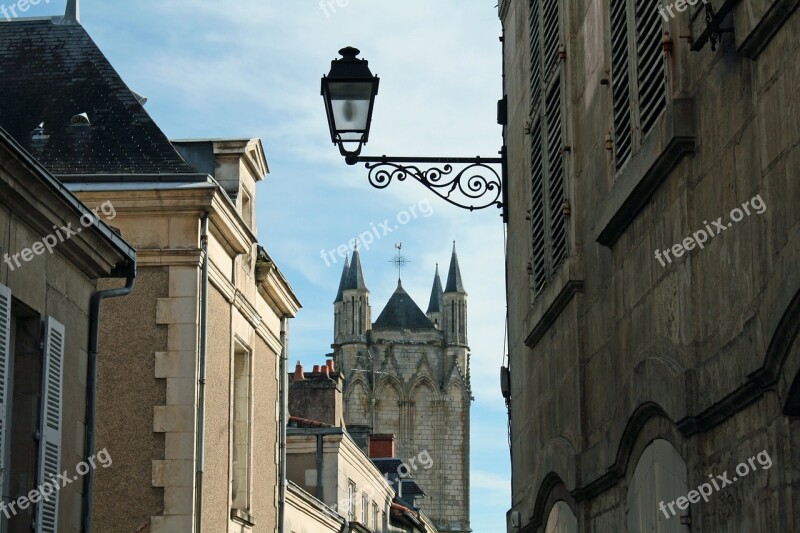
[36,317,64,533]
[529,0,542,110]
[530,115,547,295]
[0,284,11,503]
[531,0,568,299]
[610,0,633,170]
[635,0,666,136]
[541,0,560,81]
[545,77,567,269]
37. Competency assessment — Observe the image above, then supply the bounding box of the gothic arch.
[758,287,800,413]
[530,473,577,532]
[445,380,467,401]
[612,402,679,480]
[373,379,402,438]
[626,439,689,532]
[545,501,578,533]
[410,382,437,450]
[345,378,370,425]
[408,375,441,402]
[375,375,405,402]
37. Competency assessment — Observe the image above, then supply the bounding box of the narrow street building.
[0,127,136,532]
[0,7,300,533]
[500,0,800,531]
[286,361,438,533]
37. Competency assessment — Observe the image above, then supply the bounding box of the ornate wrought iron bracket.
[344,154,506,216]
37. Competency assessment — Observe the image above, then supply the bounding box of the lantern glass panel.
[328,81,373,141]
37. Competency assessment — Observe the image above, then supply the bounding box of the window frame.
[347,480,356,521]
[230,340,253,513]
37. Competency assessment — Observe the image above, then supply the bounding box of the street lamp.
[320,46,380,160]
[321,47,507,216]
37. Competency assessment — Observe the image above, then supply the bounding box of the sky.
[16,0,511,529]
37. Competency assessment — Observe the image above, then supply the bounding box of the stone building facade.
[0,11,301,533]
[0,126,135,533]
[333,247,471,532]
[500,0,800,531]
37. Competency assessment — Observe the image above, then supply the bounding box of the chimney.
[293,362,305,381]
[369,434,396,458]
[326,359,335,372]
[288,361,343,427]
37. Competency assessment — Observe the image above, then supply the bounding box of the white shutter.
[0,284,11,504]
[36,317,64,533]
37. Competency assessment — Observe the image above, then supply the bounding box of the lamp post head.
[321,47,380,160]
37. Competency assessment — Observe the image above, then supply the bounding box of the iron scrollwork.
[364,161,503,212]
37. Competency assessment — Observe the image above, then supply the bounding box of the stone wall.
[336,326,471,532]
[501,0,800,530]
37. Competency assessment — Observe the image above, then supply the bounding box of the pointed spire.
[334,255,350,303]
[344,248,367,291]
[65,0,80,23]
[426,263,444,313]
[444,242,465,293]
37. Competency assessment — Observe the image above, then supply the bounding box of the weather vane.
[389,243,410,281]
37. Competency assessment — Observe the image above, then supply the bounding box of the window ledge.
[595,98,696,248]
[231,508,255,527]
[524,257,584,349]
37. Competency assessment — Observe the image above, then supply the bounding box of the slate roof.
[334,256,350,303]
[0,19,199,178]
[444,243,465,293]
[344,249,367,291]
[426,264,443,313]
[373,281,435,330]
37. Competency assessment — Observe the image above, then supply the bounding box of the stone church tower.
[332,245,471,533]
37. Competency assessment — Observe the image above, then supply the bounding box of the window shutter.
[544,77,567,269]
[530,116,547,295]
[529,0,542,110]
[0,284,11,503]
[541,0,560,81]
[530,0,568,300]
[36,317,64,533]
[635,0,666,136]
[610,0,633,170]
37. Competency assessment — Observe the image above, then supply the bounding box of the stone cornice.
[0,148,133,278]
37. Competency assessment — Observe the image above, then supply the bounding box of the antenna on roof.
[64,0,80,23]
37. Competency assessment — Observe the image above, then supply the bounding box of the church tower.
[333,248,371,387]
[334,245,471,533]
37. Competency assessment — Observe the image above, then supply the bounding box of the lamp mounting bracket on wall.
[321,47,507,217]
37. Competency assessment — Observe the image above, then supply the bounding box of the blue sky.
[17,0,510,529]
